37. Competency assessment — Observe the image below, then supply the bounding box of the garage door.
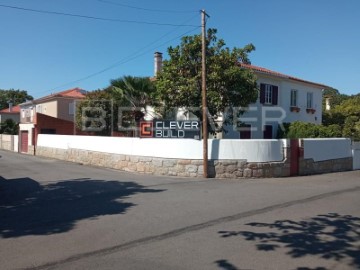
[21,131,28,153]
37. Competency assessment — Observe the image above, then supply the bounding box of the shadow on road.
[215,259,251,270]
[216,213,360,269]
[0,176,164,238]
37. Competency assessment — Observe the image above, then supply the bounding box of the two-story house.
[222,64,329,139]
[151,52,329,140]
[19,88,87,153]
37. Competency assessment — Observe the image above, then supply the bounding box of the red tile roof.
[39,87,87,100]
[20,88,87,107]
[240,63,330,89]
[0,105,21,114]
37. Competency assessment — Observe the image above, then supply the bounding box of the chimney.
[154,52,163,76]
[8,101,13,112]
[325,97,331,111]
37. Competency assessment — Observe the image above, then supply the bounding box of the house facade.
[0,105,20,123]
[223,64,328,139]
[19,88,86,153]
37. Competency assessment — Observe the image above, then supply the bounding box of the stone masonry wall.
[299,157,353,175]
[36,146,291,178]
[0,135,14,151]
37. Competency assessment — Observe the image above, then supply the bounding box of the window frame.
[307,92,313,109]
[260,83,278,105]
[290,89,298,107]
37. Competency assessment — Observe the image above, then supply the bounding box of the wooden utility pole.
[201,10,209,178]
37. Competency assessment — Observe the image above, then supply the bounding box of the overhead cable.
[97,0,198,13]
[0,4,198,27]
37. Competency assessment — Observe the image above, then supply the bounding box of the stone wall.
[36,146,291,178]
[0,135,17,152]
[299,157,353,175]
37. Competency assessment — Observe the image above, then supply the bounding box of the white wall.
[353,142,360,170]
[303,138,352,162]
[224,73,323,139]
[37,134,286,162]
[13,135,18,152]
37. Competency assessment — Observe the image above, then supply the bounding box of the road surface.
[1,149,359,270]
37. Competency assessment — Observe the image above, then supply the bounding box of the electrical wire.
[41,25,201,94]
[97,0,198,14]
[0,4,198,27]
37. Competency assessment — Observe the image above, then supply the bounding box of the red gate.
[21,131,28,153]
[290,139,299,176]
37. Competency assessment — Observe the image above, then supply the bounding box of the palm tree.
[110,76,158,136]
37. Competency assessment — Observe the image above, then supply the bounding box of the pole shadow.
[0,176,164,238]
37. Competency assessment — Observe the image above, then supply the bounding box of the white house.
[223,64,329,139]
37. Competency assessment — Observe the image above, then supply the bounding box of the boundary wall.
[37,135,290,178]
[299,138,353,175]
[353,142,360,170]
[35,135,354,178]
[0,135,18,152]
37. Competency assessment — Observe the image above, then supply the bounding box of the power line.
[42,26,200,94]
[97,0,198,14]
[0,4,198,27]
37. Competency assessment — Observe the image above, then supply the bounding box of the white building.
[223,64,329,139]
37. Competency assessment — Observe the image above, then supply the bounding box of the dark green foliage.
[75,76,156,136]
[322,93,360,141]
[155,28,258,133]
[75,89,114,136]
[279,121,342,139]
[0,89,33,110]
[0,119,19,135]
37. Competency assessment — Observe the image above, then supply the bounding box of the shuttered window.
[260,83,278,105]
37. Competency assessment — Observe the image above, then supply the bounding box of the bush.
[0,119,19,135]
[278,121,342,139]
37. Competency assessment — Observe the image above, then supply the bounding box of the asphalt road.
[0,149,359,270]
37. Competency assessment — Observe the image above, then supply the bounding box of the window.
[40,129,56,134]
[36,105,42,113]
[69,102,75,115]
[290,90,298,107]
[260,83,278,105]
[307,92,313,109]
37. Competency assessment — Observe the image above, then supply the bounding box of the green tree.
[110,76,158,122]
[0,119,19,135]
[342,116,360,141]
[75,89,114,136]
[75,76,156,136]
[322,88,349,110]
[155,28,258,133]
[0,89,33,110]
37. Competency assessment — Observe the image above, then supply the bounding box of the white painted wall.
[353,142,360,170]
[37,134,286,162]
[224,73,323,139]
[13,135,18,152]
[303,138,352,162]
